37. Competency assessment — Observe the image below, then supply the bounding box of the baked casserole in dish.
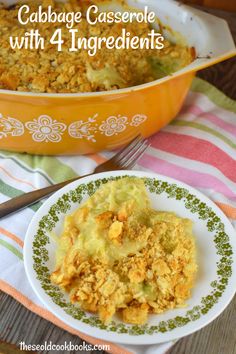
[0,0,235,155]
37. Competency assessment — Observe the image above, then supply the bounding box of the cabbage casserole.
[0,0,195,93]
[51,178,197,325]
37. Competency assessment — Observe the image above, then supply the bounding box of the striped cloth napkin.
[0,78,236,354]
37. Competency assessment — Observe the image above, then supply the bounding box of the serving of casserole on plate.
[50,177,198,326]
[24,171,236,345]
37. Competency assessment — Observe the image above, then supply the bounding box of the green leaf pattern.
[32,176,233,335]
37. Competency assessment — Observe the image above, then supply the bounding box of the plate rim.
[23,170,236,345]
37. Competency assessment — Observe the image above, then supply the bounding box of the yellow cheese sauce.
[51,177,197,325]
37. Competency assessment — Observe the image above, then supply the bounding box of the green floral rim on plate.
[32,176,233,336]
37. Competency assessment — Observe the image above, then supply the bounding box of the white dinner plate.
[24,171,236,345]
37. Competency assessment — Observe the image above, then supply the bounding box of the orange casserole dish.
[0,0,235,155]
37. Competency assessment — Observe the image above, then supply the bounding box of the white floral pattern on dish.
[68,115,98,143]
[0,113,149,142]
[25,115,66,143]
[0,114,24,138]
[99,115,128,137]
[130,114,147,127]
